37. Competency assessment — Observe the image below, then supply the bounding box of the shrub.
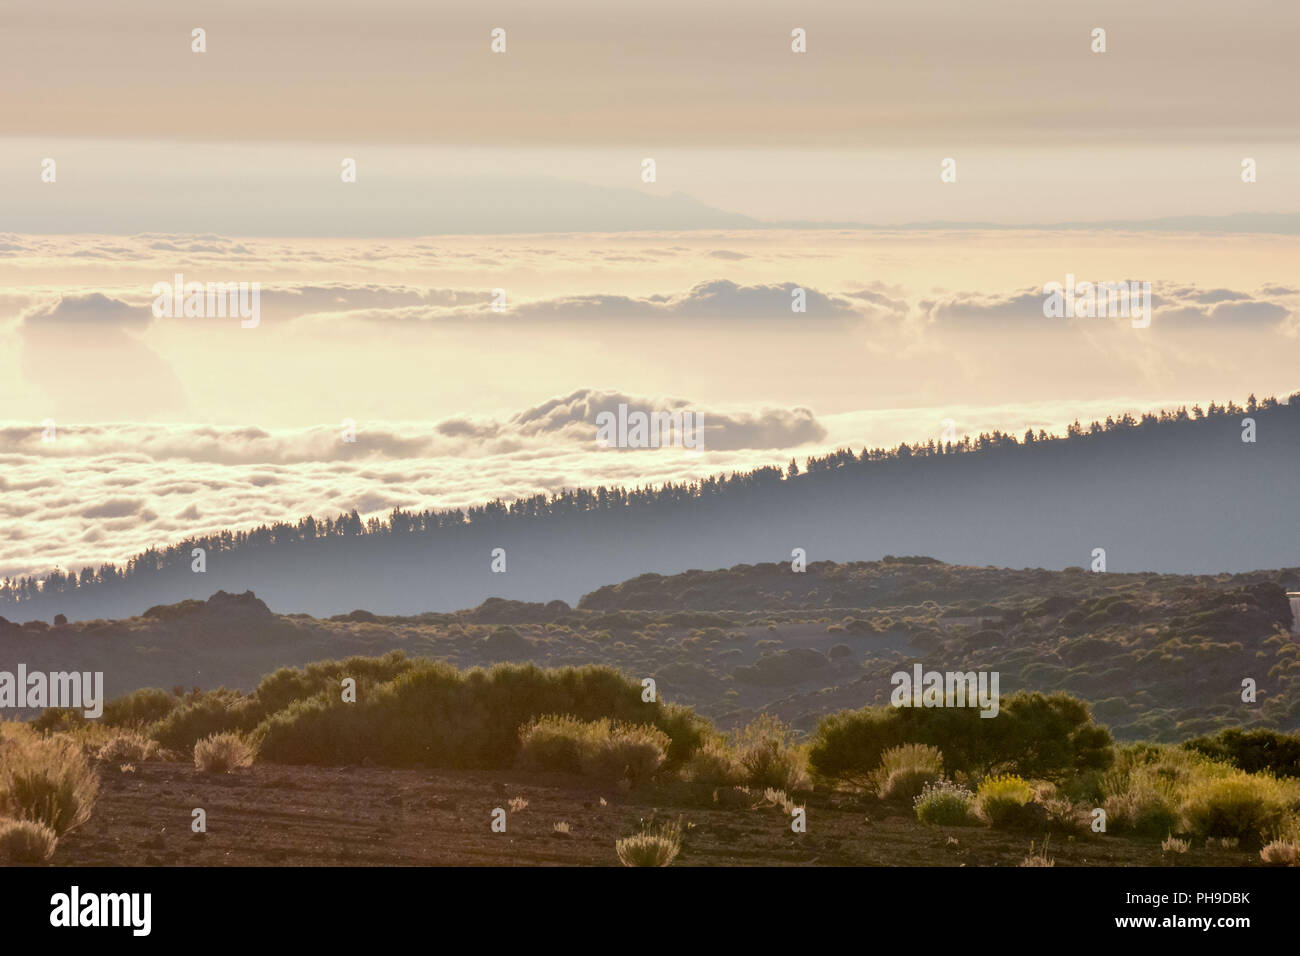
[680,736,745,788]
[1161,834,1190,854]
[96,732,158,763]
[518,716,669,783]
[254,651,415,715]
[1042,797,1091,836]
[1103,783,1181,838]
[873,744,943,802]
[914,779,977,826]
[808,691,1113,785]
[254,660,707,770]
[517,715,590,774]
[806,707,895,788]
[1182,773,1293,847]
[731,714,809,791]
[1183,728,1300,778]
[1099,744,1229,838]
[0,818,58,864]
[32,687,181,734]
[0,733,98,836]
[151,689,263,752]
[1259,840,1299,866]
[759,786,784,807]
[713,785,753,808]
[102,687,181,728]
[1019,838,1054,867]
[977,774,1036,828]
[615,819,682,867]
[193,733,256,773]
[579,723,670,783]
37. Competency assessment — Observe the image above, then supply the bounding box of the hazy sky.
[4,0,1298,146]
[3,0,1298,231]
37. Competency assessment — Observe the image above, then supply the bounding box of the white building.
[1290,593,1300,634]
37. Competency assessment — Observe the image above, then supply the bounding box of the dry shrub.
[1102,783,1180,838]
[0,732,98,836]
[873,744,943,803]
[97,732,158,763]
[582,724,670,783]
[518,716,668,784]
[615,818,682,867]
[1019,838,1055,867]
[1259,840,1299,866]
[0,817,58,864]
[1043,796,1091,836]
[731,714,809,791]
[193,732,256,773]
[763,787,797,814]
[712,785,752,809]
[1162,834,1190,854]
[681,736,745,788]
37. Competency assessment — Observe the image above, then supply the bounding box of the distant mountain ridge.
[9,559,1299,740]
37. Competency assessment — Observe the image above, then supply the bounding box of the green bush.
[517,714,589,774]
[914,779,977,825]
[518,715,669,783]
[150,689,263,752]
[1183,773,1294,847]
[977,774,1036,828]
[808,691,1113,785]
[102,687,181,728]
[1183,728,1300,778]
[254,651,415,715]
[253,659,707,770]
[1100,744,1227,838]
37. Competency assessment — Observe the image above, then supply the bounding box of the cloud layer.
[0,388,827,579]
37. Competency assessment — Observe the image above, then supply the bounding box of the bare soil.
[53,761,1262,867]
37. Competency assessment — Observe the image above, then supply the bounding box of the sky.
[1,0,1297,581]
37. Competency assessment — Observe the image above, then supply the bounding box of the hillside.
[9,559,1299,741]
[5,397,1300,623]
